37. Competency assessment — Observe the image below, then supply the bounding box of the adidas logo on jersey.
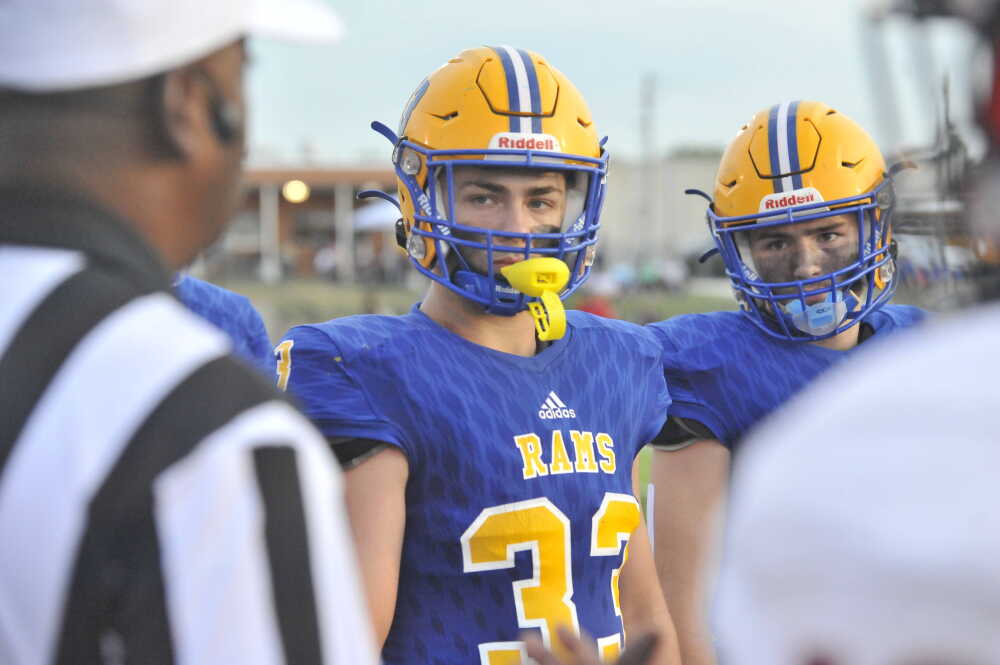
[538,391,576,419]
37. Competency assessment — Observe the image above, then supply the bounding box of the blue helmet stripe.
[771,101,798,193]
[398,78,429,135]
[786,100,804,189]
[491,46,522,132]
[515,48,542,133]
[767,104,783,193]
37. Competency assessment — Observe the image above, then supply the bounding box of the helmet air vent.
[431,111,459,121]
[841,159,863,168]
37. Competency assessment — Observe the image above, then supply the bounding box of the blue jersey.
[647,305,925,451]
[174,274,273,374]
[280,305,669,665]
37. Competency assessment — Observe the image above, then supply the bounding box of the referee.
[0,3,376,665]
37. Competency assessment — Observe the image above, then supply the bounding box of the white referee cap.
[717,420,1000,665]
[0,0,344,92]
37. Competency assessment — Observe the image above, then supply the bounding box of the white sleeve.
[153,400,378,665]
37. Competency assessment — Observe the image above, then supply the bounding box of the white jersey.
[0,187,377,665]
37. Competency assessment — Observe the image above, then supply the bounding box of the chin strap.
[450,269,523,316]
[501,258,571,341]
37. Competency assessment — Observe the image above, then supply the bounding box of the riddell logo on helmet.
[488,132,562,152]
[759,187,825,212]
[764,192,814,209]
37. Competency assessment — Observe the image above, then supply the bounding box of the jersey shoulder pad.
[294,312,425,365]
[567,310,662,359]
[646,311,751,364]
[276,316,414,448]
[867,304,927,332]
[175,276,272,369]
[176,274,255,313]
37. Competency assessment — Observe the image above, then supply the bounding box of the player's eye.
[466,193,495,206]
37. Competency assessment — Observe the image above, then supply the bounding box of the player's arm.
[241,300,275,375]
[275,325,407,647]
[343,445,409,649]
[617,457,682,665]
[650,434,730,665]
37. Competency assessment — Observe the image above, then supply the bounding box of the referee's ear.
[156,41,246,163]
[152,41,247,265]
[157,64,213,163]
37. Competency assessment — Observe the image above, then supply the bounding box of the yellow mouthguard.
[500,258,570,341]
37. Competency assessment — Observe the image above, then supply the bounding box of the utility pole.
[638,73,658,264]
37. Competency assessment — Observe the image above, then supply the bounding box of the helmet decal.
[490,45,543,133]
[398,78,429,136]
[759,187,824,212]
[767,100,805,192]
[487,132,561,151]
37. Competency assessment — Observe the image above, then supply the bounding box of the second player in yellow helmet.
[645,101,926,665]
[707,100,897,340]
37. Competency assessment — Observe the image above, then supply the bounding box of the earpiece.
[208,96,242,145]
[192,67,243,146]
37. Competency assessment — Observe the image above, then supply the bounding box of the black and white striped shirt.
[0,188,376,665]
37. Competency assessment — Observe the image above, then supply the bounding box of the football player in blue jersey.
[173,273,274,374]
[276,46,680,665]
[646,101,926,665]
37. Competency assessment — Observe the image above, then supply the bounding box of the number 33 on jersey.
[463,492,641,663]
[275,310,670,664]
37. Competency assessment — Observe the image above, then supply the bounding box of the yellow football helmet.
[369,46,608,317]
[699,100,898,340]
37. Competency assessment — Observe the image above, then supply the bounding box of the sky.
[245,0,986,166]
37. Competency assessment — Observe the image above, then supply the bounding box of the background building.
[202,166,398,284]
